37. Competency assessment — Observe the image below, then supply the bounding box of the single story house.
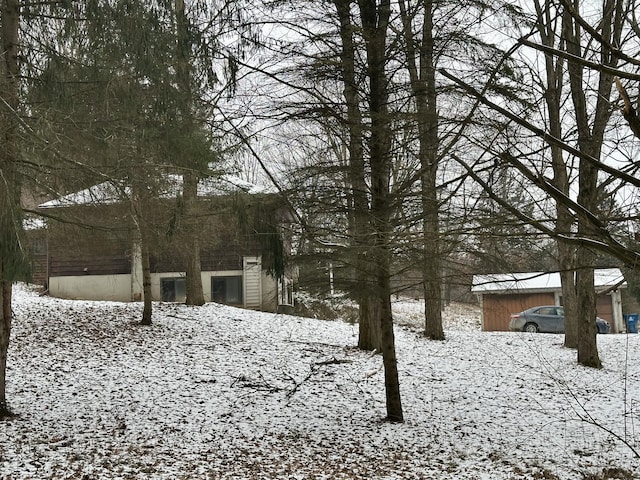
[30,174,294,311]
[471,269,626,332]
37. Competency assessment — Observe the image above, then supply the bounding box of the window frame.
[211,275,243,306]
[160,277,186,302]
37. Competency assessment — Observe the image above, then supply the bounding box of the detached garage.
[471,269,626,333]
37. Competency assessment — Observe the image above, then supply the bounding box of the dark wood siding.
[27,231,49,286]
[596,294,613,323]
[151,249,258,273]
[50,255,131,277]
[482,292,615,331]
[46,214,132,277]
[32,254,48,286]
[39,193,285,280]
[201,252,244,271]
[482,293,556,331]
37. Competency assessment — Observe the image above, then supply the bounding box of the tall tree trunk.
[358,297,382,351]
[183,170,205,305]
[559,267,578,346]
[0,277,11,415]
[359,0,403,421]
[334,0,381,351]
[561,0,623,367]
[575,249,599,367]
[0,0,20,416]
[399,0,443,340]
[131,167,153,325]
[376,250,402,421]
[175,0,205,306]
[534,0,578,348]
[140,233,153,325]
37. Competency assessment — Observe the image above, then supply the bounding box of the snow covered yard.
[1,285,638,479]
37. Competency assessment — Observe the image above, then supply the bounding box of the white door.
[243,256,262,308]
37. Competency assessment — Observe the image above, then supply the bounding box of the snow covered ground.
[1,285,638,479]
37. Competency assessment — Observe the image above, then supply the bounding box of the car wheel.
[524,323,539,333]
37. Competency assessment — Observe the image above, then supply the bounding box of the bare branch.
[438,68,640,190]
[615,77,640,139]
[518,38,640,81]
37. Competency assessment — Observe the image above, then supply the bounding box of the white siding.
[243,256,262,308]
[49,274,133,301]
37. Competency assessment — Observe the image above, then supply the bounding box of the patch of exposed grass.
[582,467,637,480]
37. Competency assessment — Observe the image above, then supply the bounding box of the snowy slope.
[1,285,638,479]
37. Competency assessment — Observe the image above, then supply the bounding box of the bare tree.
[533,0,579,348]
[398,0,443,340]
[0,0,22,416]
[441,0,640,368]
[277,0,403,420]
[558,0,624,368]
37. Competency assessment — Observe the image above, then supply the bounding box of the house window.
[161,277,186,302]
[279,277,294,305]
[212,276,243,305]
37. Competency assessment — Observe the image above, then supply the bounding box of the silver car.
[509,306,610,334]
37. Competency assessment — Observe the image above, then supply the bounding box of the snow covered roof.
[197,174,268,196]
[39,182,128,208]
[471,268,626,294]
[38,174,270,209]
[22,215,47,231]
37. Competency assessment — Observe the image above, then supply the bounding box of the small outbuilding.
[471,269,626,333]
